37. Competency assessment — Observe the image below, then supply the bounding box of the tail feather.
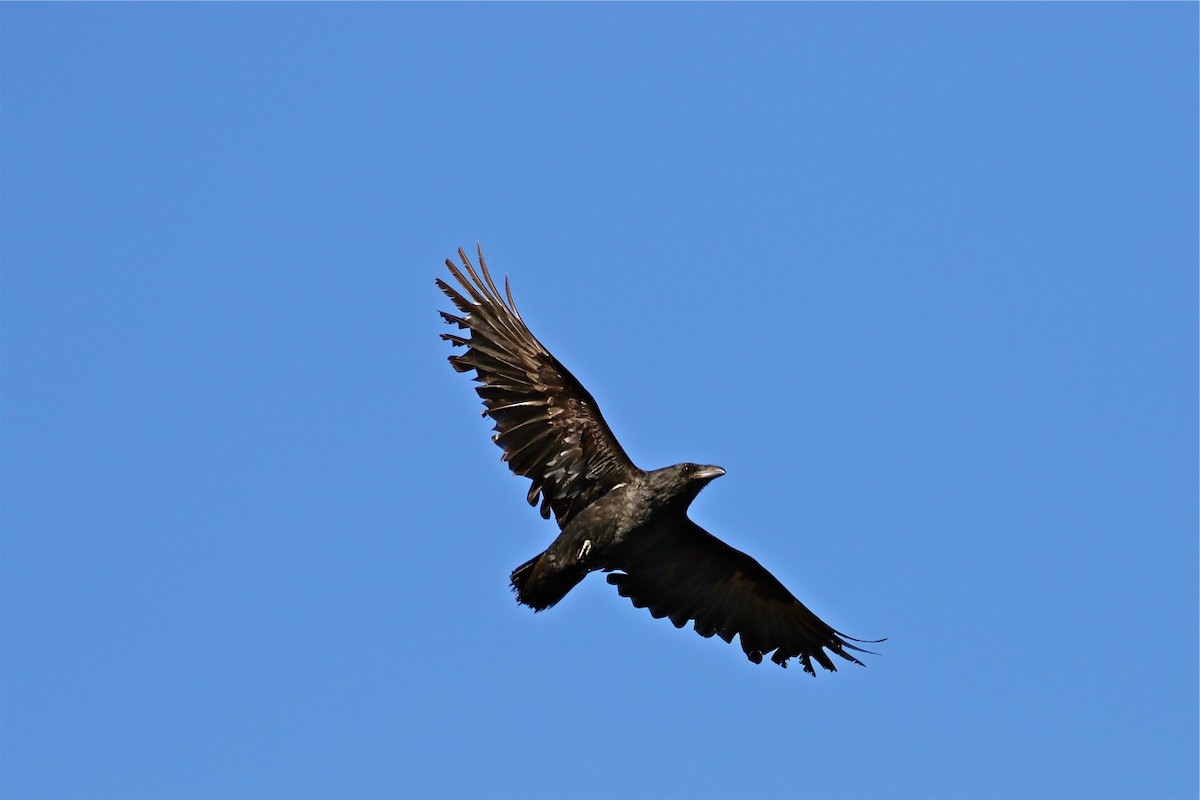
[509,553,541,600]
[510,550,587,612]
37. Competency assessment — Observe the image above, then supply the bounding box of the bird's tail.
[510,550,586,612]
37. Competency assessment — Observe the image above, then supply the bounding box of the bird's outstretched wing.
[438,245,641,527]
[607,519,880,675]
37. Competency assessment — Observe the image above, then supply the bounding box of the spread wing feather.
[608,519,880,675]
[438,245,641,527]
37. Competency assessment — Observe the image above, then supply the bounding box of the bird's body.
[510,464,723,611]
[438,245,880,675]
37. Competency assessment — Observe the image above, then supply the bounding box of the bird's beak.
[694,466,726,481]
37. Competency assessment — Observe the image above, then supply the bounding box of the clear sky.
[2,4,1196,799]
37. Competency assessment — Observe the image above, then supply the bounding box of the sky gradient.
[3,4,1197,799]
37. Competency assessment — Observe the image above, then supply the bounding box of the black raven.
[437,245,880,675]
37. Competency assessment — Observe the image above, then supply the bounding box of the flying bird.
[437,245,881,675]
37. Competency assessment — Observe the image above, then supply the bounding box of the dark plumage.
[437,245,881,675]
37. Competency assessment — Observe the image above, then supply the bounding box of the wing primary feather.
[504,275,524,322]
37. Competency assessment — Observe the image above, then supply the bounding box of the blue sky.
[2,4,1196,799]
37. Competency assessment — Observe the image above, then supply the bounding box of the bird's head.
[683,463,726,483]
[649,462,726,508]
